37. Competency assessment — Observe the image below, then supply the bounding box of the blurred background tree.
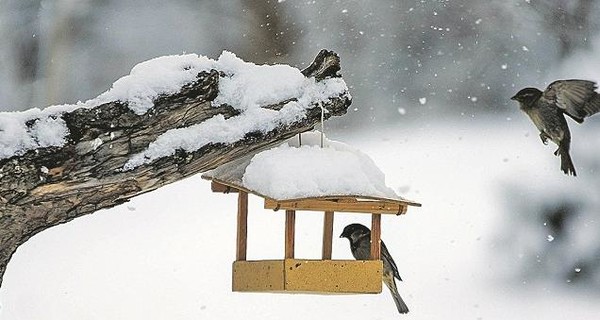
[2,0,599,125]
[529,0,596,58]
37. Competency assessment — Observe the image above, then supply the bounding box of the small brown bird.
[340,223,409,314]
[511,79,600,176]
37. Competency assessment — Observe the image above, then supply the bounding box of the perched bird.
[340,223,409,314]
[511,79,600,176]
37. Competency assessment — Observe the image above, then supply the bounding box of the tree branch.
[0,49,351,287]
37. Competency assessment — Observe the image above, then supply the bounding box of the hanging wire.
[298,104,324,148]
[320,103,325,148]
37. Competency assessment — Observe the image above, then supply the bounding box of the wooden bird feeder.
[201,148,421,295]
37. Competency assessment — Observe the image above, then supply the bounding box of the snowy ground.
[1,117,599,319]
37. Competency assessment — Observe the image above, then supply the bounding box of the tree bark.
[0,49,351,287]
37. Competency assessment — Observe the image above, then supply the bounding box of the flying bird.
[340,223,409,314]
[511,79,600,176]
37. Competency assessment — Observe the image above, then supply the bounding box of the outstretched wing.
[543,79,600,123]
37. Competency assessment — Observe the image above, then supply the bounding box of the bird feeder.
[201,133,421,294]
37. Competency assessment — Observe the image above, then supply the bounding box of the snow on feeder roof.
[202,131,420,213]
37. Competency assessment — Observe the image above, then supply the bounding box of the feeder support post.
[322,211,335,259]
[236,191,249,261]
[285,210,296,259]
[370,213,381,260]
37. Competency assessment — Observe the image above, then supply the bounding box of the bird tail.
[559,147,577,176]
[383,273,409,314]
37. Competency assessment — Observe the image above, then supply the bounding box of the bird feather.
[544,79,600,122]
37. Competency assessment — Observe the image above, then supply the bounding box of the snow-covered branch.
[0,49,351,287]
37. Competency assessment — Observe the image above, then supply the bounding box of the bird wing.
[543,80,600,123]
[381,241,402,281]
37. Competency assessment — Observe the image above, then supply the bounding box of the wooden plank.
[370,214,381,260]
[397,204,408,215]
[284,259,382,293]
[285,210,296,259]
[211,181,239,193]
[232,260,285,292]
[236,191,248,261]
[206,177,421,208]
[231,259,382,294]
[322,211,334,260]
[265,198,410,214]
[272,195,421,207]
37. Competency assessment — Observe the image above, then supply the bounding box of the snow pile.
[0,51,348,162]
[241,131,398,200]
[1,53,215,159]
[214,52,306,109]
[123,53,348,169]
[95,54,217,115]
[0,106,75,159]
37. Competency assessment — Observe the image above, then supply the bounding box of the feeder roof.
[202,132,420,207]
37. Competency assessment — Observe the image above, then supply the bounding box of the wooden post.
[322,211,334,259]
[370,213,381,260]
[236,191,248,261]
[285,210,296,259]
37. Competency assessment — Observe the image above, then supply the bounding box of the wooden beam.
[265,198,410,215]
[212,181,239,193]
[236,191,249,261]
[322,211,334,260]
[370,214,381,260]
[283,259,383,293]
[285,210,296,259]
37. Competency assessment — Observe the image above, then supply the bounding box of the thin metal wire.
[320,103,325,148]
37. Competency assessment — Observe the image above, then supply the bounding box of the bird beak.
[510,95,517,101]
